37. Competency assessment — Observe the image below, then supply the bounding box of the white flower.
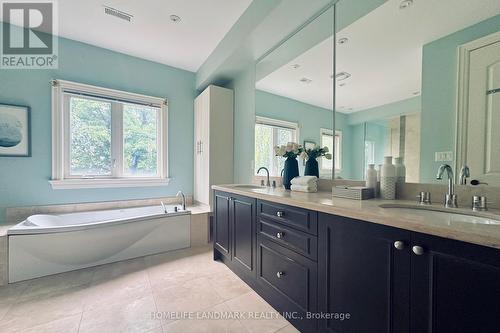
[325,153,332,160]
[299,151,308,160]
[278,146,286,156]
[323,146,329,153]
[285,142,293,152]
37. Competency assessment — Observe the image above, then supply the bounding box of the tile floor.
[0,246,299,333]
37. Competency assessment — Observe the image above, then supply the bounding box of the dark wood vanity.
[213,190,500,333]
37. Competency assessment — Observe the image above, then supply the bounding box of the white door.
[466,40,500,185]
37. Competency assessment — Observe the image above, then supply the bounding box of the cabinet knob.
[276,271,285,278]
[276,211,285,218]
[394,241,405,250]
[412,245,425,256]
[276,232,284,239]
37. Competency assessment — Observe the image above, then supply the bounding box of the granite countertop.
[213,184,500,250]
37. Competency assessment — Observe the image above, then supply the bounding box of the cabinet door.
[411,232,500,333]
[318,213,411,333]
[231,194,256,277]
[214,192,231,258]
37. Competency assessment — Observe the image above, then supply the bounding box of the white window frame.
[320,128,342,175]
[255,116,299,176]
[50,79,169,189]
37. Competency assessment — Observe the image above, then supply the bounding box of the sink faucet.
[176,191,186,211]
[257,167,271,187]
[436,164,458,208]
[459,165,470,185]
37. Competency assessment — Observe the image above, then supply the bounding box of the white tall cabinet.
[194,85,234,207]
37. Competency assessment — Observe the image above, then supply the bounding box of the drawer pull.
[276,211,285,217]
[412,245,424,256]
[276,271,285,278]
[394,241,405,250]
[276,232,285,239]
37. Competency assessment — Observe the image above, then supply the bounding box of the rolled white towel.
[291,184,318,193]
[291,176,318,186]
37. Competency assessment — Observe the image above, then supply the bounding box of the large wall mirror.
[254,6,335,180]
[334,0,500,186]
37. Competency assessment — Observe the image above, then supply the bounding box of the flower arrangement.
[302,146,332,160]
[274,142,304,158]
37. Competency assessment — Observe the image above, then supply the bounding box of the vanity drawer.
[258,200,317,235]
[258,219,317,261]
[258,237,317,313]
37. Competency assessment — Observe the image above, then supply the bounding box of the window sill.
[49,178,171,190]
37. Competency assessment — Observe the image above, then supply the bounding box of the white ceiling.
[56,0,252,72]
[257,0,500,113]
[256,36,334,110]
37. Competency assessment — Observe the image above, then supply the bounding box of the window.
[50,80,168,189]
[365,140,375,171]
[255,117,298,177]
[320,128,342,173]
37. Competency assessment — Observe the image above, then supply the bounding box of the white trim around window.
[255,116,300,142]
[50,79,169,189]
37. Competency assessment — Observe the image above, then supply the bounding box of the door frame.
[455,31,500,182]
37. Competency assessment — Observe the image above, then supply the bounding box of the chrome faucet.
[257,167,271,187]
[436,164,458,208]
[176,191,186,211]
[459,165,470,185]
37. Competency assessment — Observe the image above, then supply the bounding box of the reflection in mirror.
[254,7,334,182]
[334,0,500,186]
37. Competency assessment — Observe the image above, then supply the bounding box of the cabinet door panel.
[214,193,231,257]
[232,195,256,275]
[318,213,411,333]
[411,232,500,333]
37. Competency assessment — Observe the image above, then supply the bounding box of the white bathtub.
[8,205,191,282]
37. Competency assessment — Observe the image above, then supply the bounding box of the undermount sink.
[379,204,500,225]
[233,184,266,190]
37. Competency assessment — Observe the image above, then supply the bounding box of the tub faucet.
[436,164,458,208]
[176,191,186,211]
[257,167,271,187]
[160,201,167,213]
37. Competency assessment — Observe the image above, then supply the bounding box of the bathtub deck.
[0,246,298,333]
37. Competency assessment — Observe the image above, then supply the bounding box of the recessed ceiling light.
[170,14,181,23]
[338,37,349,45]
[291,64,301,69]
[300,77,312,84]
[335,72,351,81]
[399,0,413,10]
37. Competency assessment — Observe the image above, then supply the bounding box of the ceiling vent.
[300,77,312,84]
[104,6,133,22]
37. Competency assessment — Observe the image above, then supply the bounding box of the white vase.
[394,157,406,184]
[381,156,396,200]
[365,164,377,190]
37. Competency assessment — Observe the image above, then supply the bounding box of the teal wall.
[420,13,500,183]
[224,66,256,183]
[0,30,195,224]
[365,121,388,170]
[336,96,420,179]
[348,96,421,125]
[255,90,332,145]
